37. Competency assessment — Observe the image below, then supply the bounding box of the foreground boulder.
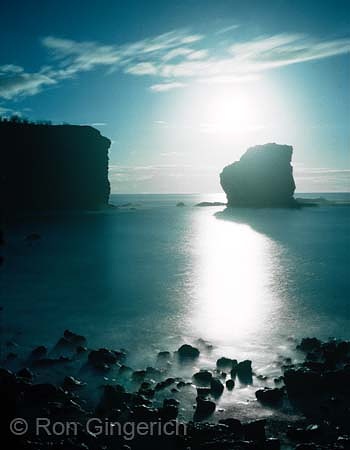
[220,143,297,207]
[177,344,200,360]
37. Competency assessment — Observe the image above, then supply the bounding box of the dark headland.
[220,143,297,208]
[0,119,111,213]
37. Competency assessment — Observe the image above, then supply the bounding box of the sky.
[0,0,349,193]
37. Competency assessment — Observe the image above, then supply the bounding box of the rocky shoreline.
[1,332,350,449]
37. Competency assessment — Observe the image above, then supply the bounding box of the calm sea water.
[1,193,350,415]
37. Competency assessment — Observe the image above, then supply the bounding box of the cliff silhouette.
[220,143,297,207]
[0,118,111,212]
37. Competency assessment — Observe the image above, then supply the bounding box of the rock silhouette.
[1,120,111,212]
[220,143,297,207]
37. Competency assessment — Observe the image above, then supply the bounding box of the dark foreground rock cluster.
[220,143,297,207]
[1,332,350,449]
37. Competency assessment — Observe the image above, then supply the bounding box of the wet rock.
[218,418,243,437]
[210,377,224,397]
[17,368,33,380]
[243,419,266,442]
[284,368,323,396]
[193,370,213,386]
[177,344,200,360]
[297,338,322,353]
[24,383,67,403]
[160,398,179,420]
[76,345,88,354]
[30,345,47,359]
[155,377,175,391]
[226,379,235,390]
[145,366,163,380]
[176,202,185,207]
[156,351,172,367]
[132,405,159,421]
[97,384,131,413]
[287,424,322,443]
[195,387,211,399]
[119,365,133,377]
[31,356,71,367]
[132,370,146,383]
[255,387,284,406]
[216,357,237,371]
[294,444,318,450]
[196,338,214,351]
[194,397,216,419]
[265,437,281,449]
[237,360,253,384]
[63,329,87,347]
[88,348,120,369]
[63,376,86,389]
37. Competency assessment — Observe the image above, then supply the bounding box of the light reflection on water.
[190,209,283,345]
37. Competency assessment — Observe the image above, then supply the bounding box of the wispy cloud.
[150,82,186,92]
[0,65,56,100]
[0,27,349,100]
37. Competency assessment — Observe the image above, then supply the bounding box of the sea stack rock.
[220,143,297,207]
[1,121,111,212]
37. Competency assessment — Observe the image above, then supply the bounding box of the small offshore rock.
[216,357,237,371]
[237,360,253,384]
[210,377,224,397]
[30,345,47,359]
[177,344,200,360]
[226,379,235,390]
[255,387,284,406]
[192,370,212,386]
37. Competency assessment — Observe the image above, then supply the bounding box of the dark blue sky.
[1,0,349,192]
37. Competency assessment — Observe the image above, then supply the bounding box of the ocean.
[1,193,350,419]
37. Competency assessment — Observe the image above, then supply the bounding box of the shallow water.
[1,193,350,417]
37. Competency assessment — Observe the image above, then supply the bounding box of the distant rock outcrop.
[1,121,111,212]
[220,143,297,207]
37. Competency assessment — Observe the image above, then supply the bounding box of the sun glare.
[188,84,271,135]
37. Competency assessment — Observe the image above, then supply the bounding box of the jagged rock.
[220,143,297,207]
[177,344,200,360]
[193,370,213,386]
[1,122,111,211]
[255,387,284,406]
